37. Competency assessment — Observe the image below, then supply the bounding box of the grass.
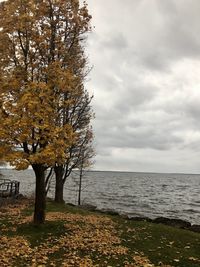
[0,199,200,266]
[114,217,200,267]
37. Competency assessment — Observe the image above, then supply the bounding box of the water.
[1,169,200,224]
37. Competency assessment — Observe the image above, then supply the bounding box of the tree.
[54,90,95,203]
[54,124,95,204]
[0,0,91,224]
[48,10,95,204]
[77,130,95,205]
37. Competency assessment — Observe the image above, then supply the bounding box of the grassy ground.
[0,199,200,267]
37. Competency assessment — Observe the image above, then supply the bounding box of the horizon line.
[1,167,200,176]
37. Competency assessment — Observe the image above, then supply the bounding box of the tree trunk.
[54,165,64,203]
[32,164,46,224]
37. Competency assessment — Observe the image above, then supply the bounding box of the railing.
[0,179,20,198]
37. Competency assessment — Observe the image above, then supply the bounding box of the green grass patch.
[114,217,200,267]
[1,200,200,267]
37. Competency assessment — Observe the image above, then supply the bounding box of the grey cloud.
[100,32,128,50]
[89,0,200,72]
[94,108,184,152]
[141,0,200,69]
[86,0,200,172]
[115,84,157,111]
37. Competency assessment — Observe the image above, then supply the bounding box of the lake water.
[1,169,200,224]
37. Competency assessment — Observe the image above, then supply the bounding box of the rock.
[79,204,97,211]
[96,208,119,216]
[120,214,130,220]
[153,217,191,229]
[129,216,153,222]
[190,224,200,233]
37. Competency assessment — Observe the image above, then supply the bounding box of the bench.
[0,179,20,198]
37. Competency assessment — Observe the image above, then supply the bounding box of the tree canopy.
[0,0,91,169]
[0,0,92,223]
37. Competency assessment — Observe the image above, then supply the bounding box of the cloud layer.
[86,0,200,173]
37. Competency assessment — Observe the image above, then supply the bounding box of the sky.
[85,0,200,173]
[1,0,200,173]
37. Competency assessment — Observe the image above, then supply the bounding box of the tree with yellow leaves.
[0,0,92,224]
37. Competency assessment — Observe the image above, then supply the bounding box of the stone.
[189,224,200,233]
[153,217,191,229]
[79,204,97,211]
[96,208,119,216]
[129,216,153,222]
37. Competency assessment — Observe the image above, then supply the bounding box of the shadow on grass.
[16,220,67,247]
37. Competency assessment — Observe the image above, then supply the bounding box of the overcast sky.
[85,0,200,173]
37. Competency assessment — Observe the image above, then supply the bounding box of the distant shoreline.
[1,167,200,176]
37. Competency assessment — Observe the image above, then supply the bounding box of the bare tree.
[77,130,95,205]
[54,92,94,203]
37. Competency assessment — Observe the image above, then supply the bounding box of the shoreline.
[1,195,200,234]
[76,203,200,233]
[1,169,200,226]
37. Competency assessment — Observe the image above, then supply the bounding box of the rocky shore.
[129,216,200,233]
[78,204,200,233]
[1,197,200,234]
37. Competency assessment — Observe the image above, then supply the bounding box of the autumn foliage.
[1,199,199,266]
[0,0,92,223]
